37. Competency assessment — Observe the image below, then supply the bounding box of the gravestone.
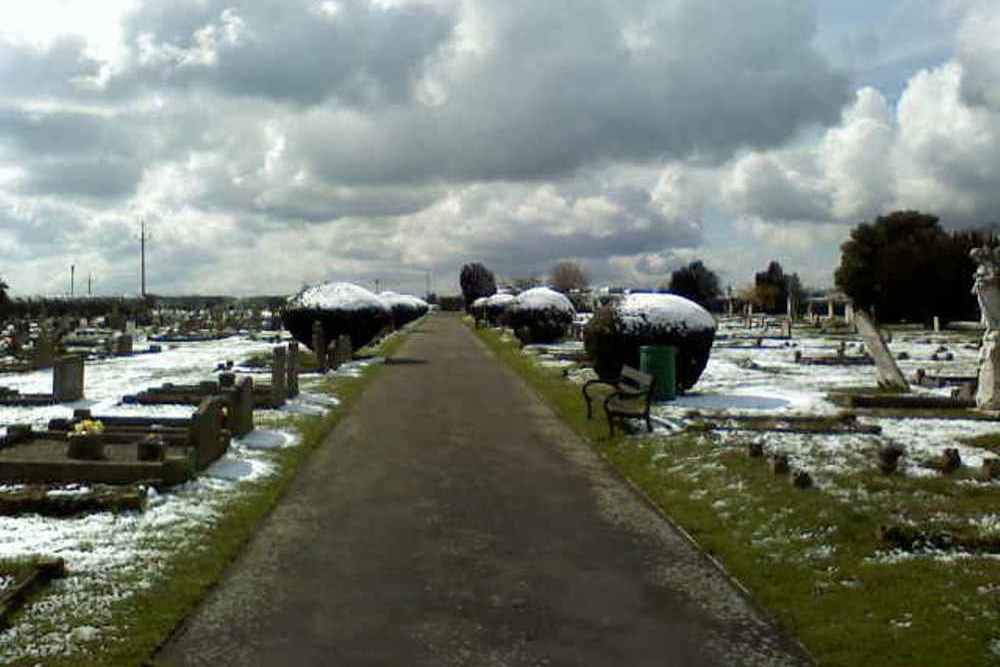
[333,335,353,367]
[114,334,133,356]
[971,246,1000,409]
[53,356,85,402]
[224,377,254,437]
[32,332,55,370]
[271,346,287,407]
[854,310,909,392]
[781,319,792,339]
[287,343,299,398]
[311,321,328,372]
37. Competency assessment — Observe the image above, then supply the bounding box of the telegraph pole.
[140,218,146,297]
[70,264,75,297]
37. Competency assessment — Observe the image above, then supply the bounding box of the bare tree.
[549,261,589,293]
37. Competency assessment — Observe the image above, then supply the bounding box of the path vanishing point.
[155,313,811,666]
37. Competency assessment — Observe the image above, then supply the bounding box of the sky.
[0,0,998,297]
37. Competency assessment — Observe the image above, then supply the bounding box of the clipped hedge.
[379,292,430,329]
[508,287,575,344]
[583,293,716,389]
[282,282,391,351]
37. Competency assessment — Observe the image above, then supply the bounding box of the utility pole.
[425,269,431,298]
[140,218,146,297]
[88,273,93,297]
[70,264,75,297]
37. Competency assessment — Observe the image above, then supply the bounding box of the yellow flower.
[73,419,105,435]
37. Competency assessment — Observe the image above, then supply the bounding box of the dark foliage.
[835,211,991,323]
[583,300,716,389]
[667,260,721,308]
[436,295,465,311]
[0,296,154,324]
[550,261,589,293]
[459,263,497,312]
[386,301,429,329]
[753,261,802,314]
[508,298,575,344]
[282,307,391,352]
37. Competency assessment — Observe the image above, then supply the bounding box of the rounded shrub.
[583,293,716,389]
[379,292,429,329]
[484,292,516,326]
[508,287,575,344]
[282,282,392,351]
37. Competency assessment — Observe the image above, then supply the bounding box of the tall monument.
[971,246,1000,409]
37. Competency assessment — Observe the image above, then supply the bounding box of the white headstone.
[854,310,909,392]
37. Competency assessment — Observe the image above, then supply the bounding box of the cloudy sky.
[1,0,998,297]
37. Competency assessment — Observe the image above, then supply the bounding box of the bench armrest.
[582,378,620,419]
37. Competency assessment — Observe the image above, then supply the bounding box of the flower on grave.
[71,419,105,436]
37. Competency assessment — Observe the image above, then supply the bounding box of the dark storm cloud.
[296,0,850,186]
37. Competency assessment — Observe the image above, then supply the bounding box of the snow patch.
[287,282,387,312]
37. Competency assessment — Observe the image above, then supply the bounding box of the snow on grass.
[0,336,333,664]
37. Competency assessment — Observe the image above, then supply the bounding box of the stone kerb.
[287,342,300,398]
[53,355,85,402]
[271,346,288,407]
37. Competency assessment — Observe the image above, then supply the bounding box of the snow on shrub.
[508,287,576,344]
[282,282,391,351]
[484,292,517,325]
[583,292,716,389]
[379,292,430,329]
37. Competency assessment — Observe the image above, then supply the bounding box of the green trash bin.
[639,345,677,401]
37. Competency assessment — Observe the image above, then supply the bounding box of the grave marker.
[854,310,909,392]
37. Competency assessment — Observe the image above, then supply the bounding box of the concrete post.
[933,316,941,333]
[827,299,835,319]
[53,355,85,402]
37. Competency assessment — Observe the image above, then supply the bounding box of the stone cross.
[971,246,1000,409]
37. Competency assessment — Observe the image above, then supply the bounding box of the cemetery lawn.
[475,327,1000,667]
[1,333,408,667]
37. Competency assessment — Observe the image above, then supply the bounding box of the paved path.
[155,314,809,666]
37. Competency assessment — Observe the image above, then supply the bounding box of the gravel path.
[155,313,810,666]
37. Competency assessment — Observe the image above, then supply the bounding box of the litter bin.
[639,345,677,401]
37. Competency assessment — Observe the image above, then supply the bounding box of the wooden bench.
[583,366,656,436]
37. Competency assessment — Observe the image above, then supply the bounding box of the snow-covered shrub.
[484,292,516,325]
[583,293,716,389]
[470,296,491,323]
[379,292,429,329]
[508,287,575,344]
[282,282,392,351]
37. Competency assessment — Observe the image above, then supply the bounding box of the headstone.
[225,377,254,437]
[219,372,236,388]
[333,335,353,367]
[287,342,299,398]
[854,310,909,392]
[844,302,856,326]
[781,319,792,339]
[190,397,227,469]
[971,246,1000,409]
[114,334,133,356]
[933,316,941,333]
[311,321,328,372]
[827,299,835,319]
[126,320,136,334]
[32,332,55,370]
[271,346,287,407]
[53,355,85,402]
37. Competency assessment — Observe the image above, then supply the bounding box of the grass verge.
[475,326,1000,667]
[2,332,409,667]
